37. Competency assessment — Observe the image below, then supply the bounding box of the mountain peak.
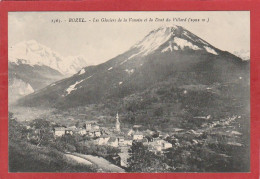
[130,25,219,59]
[132,25,176,56]
[9,40,89,75]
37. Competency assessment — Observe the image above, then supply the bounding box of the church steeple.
[115,112,120,132]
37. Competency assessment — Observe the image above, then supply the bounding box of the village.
[52,113,174,167]
[22,107,244,170]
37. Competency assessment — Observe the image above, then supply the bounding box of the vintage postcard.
[7,11,250,173]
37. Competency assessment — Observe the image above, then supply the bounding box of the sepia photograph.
[8,11,250,173]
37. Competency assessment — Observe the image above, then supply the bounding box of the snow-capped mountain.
[9,40,88,75]
[233,50,250,61]
[131,25,216,56]
[18,25,249,108]
[8,40,90,104]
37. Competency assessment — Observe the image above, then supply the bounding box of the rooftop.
[134,131,143,135]
[54,127,66,131]
[108,137,117,142]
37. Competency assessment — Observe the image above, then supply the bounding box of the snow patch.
[183,32,194,41]
[85,75,92,80]
[204,46,218,55]
[119,82,123,85]
[174,37,200,50]
[79,68,86,75]
[162,42,179,53]
[227,142,242,146]
[65,76,92,95]
[108,67,113,71]
[199,39,209,45]
[128,53,141,60]
[120,59,128,65]
[231,131,242,135]
[125,69,135,75]
[66,80,84,95]
[162,46,171,53]
[162,44,173,53]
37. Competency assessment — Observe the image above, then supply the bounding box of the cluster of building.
[53,113,173,167]
[54,121,101,137]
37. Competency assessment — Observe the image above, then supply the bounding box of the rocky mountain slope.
[17,25,249,108]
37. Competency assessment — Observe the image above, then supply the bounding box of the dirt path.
[65,153,93,165]
[72,153,125,173]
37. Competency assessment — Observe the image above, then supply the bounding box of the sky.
[8,11,250,65]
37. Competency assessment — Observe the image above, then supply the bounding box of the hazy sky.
[9,11,250,65]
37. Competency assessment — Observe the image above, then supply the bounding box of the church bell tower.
[115,112,120,132]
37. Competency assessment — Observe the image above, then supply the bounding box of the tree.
[29,118,54,147]
[154,107,163,116]
[9,112,27,142]
[127,142,171,172]
[53,134,78,152]
[75,121,81,128]
[31,118,51,129]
